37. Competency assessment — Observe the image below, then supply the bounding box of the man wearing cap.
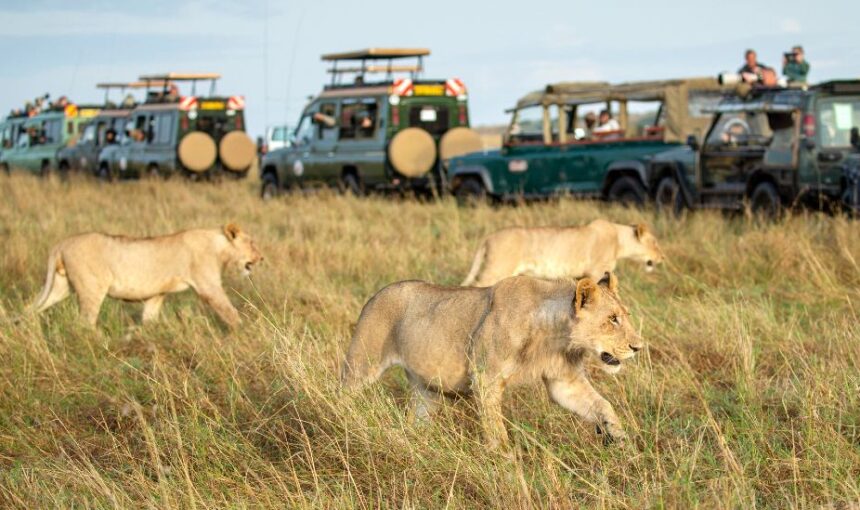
[783,45,810,84]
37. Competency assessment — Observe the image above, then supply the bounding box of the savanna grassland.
[0,173,859,509]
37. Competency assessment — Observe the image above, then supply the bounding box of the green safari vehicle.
[260,48,482,198]
[650,80,860,215]
[0,102,100,175]
[447,77,734,204]
[98,73,256,180]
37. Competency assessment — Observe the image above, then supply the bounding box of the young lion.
[30,223,262,327]
[461,219,664,287]
[342,273,643,446]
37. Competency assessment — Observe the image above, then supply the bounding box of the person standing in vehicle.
[738,49,770,81]
[782,45,810,84]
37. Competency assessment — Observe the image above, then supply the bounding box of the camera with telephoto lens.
[784,51,798,63]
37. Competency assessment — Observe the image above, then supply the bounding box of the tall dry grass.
[0,173,858,508]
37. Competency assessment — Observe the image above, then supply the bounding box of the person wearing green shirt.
[783,45,810,84]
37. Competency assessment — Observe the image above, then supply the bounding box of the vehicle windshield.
[270,126,290,142]
[507,106,544,143]
[706,111,772,147]
[817,97,860,148]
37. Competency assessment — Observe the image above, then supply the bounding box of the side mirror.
[851,127,859,150]
[803,138,816,150]
[686,134,699,151]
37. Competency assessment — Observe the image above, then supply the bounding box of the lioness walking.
[461,219,663,287]
[30,223,262,327]
[342,273,642,446]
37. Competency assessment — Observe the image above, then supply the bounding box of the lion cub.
[30,224,262,327]
[342,273,643,445]
[462,219,664,287]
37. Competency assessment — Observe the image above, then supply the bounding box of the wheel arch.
[602,161,647,197]
[449,165,494,194]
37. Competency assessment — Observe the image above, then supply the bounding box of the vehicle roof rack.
[138,73,221,97]
[321,48,429,87]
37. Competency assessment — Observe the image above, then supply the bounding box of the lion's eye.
[609,315,620,326]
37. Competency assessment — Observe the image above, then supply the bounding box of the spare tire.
[219,131,256,172]
[178,132,217,173]
[439,127,483,166]
[388,127,436,178]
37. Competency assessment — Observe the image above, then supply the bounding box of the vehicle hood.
[449,148,502,167]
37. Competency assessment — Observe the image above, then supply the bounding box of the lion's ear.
[573,278,600,314]
[597,271,618,293]
[223,223,241,241]
[633,223,649,240]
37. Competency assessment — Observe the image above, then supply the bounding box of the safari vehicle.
[260,48,481,198]
[98,73,256,180]
[650,80,860,216]
[56,81,160,175]
[447,77,734,204]
[0,102,100,175]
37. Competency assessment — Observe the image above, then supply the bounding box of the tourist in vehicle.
[782,45,810,84]
[583,112,597,138]
[105,128,118,145]
[738,49,772,82]
[593,110,621,137]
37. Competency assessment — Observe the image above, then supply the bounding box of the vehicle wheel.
[607,176,646,207]
[0,162,9,175]
[341,173,364,196]
[97,163,113,181]
[654,176,684,217]
[261,173,279,200]
[749,181,781,219]
[145,164,161,179]
[39,161,51,178]
[454,177,487,206]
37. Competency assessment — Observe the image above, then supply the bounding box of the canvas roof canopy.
[97,81,171,90]
[509,77,736,142]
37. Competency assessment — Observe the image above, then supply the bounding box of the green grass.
[0,173,858,508]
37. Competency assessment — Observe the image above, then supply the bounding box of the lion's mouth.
[600,352,621,366]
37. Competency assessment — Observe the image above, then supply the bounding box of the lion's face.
[569,274,643,374]
[223,224,263,276]
[631,224,664,273]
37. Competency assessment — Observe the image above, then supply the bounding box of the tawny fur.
[342,274,643,446]
[30,223,262,327]
[461,219,664,286]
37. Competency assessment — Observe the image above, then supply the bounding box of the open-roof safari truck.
[98,73,256,180]
[1,100,101,176]
[56,80,167,177]
[650,80,860,216]
[259,48,481,199]
[447,77,734,205]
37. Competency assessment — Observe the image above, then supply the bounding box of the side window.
[317,102,338,140]
[508,106,544,143]
[339,99,379,140]
[130,115,146,142]
[82,124,97,144]
[294,113,315,145]
[155,114,173,145]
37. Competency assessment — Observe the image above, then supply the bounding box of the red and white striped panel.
[391,78,414,96]
[227,95,245,110]
[445,78,467,97]
[179,96,198,111]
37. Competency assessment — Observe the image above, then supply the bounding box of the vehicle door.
[8,123,31,171]
[335,97,385,183]
[310,101,339,180]
[147,111,177,173]
[288,108,321,186]
[504,105,550,195]
[699,111,771,192]
[123,113,150,176]
[76,122,99,171]
[811,96,860,190]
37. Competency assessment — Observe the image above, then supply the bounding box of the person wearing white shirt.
[593,110,620,134]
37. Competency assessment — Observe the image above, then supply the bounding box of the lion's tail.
[29,249,69,314]
[461,241,487,287]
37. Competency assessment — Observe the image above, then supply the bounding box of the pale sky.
[0,0,856,136]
